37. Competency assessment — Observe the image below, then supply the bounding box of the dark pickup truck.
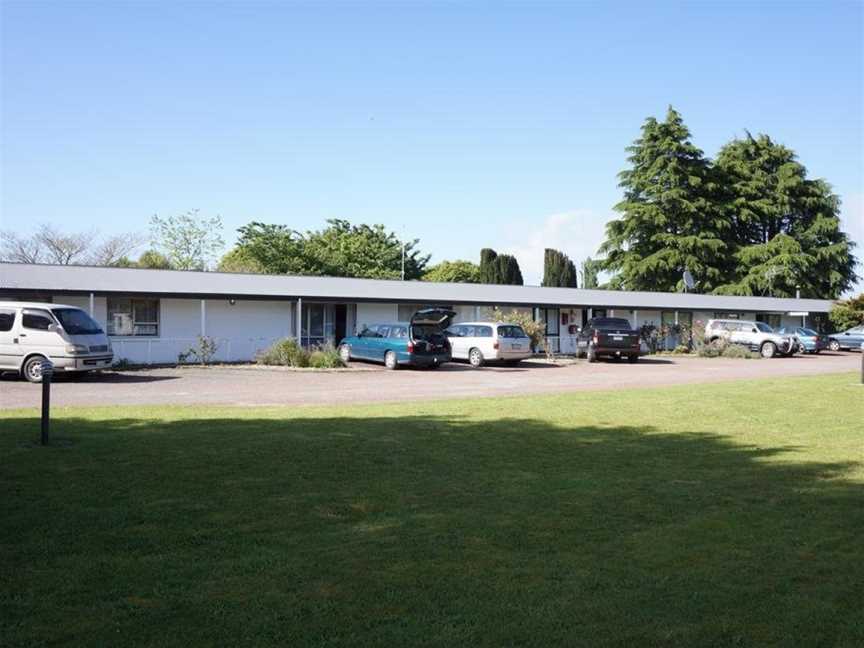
[576,317,642,363]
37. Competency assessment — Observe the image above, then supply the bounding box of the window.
[390,326,408,338]
[714,312,740,320]
[756,313,781,329]
[497,325,526,338]
[107,298,159,336]
[0,309,15,332]
[377,325,391,338]
[23,309,55,330]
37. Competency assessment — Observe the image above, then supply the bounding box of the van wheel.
[22,355,47,383]
[339,344,351,363]
[384,351,398,370]
[760,342,777,359]
[468,348,484,368]
[587,345,597,363]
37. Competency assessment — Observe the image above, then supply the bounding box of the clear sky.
[2,1,862,289]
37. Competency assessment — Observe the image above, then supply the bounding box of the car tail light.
[593,334,599,344]
[407,341,414,353]
[493,341,499,350]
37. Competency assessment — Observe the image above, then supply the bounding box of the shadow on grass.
[2,414,863,647]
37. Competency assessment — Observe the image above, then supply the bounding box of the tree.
[495,254,524,285]
[234,219,430,280]
[491,307,545,349]
[234,222,307,275]
[422,260,480,283]
[150,210,224,271]
[302,220,429,280]
[137,249,173,269]
[581,257,601,289]
[90,233,145,266]
[829,294,864,331]
[1,224,142,265]
[218,248,266,274]
[599,107,728,292]
[712,134,858,298]
[542,248,578,288]
[479,248,498,283]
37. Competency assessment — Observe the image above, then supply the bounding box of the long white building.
[0,262,834,364]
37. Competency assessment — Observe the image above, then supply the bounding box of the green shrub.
[308,345,345,369]
[256,338,310,367]
[673,344,690,354]
[697,339,760,359]
[720,343,761,359]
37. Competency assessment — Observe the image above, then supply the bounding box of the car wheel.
[628,355,639,363]
[760,342,777,359]
[384,351,398,370]
[22,355,47,383]
[829,340,840,352]
[587,345,597,363]
[468,348,484,368]
[339,344,351,363]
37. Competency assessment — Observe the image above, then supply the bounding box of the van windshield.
[52,308,103,335]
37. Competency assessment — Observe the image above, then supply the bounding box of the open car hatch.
[410,307,457,329]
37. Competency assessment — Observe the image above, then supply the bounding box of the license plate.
[511,344,521,350]
[612,335,623,341]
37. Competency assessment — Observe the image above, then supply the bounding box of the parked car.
[827,325,864,351]
[704,319,796,358]
[338,308,454,369]
[776,326,829,354]
[0,301,114,382]
[445,321,533,368]
[575,317,641,363]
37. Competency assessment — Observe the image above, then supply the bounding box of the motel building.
[0,262,834,365]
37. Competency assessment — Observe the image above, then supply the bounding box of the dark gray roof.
[0,262,835,313]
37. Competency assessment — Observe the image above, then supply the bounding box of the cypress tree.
[542,248,578,287]
[599,106,728,292]
[493,254,523,285]
[479,248,498,283]
[713,133,858,298]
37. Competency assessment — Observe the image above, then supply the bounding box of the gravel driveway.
[2,352,860,409]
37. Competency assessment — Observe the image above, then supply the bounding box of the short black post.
[40,360,54,446]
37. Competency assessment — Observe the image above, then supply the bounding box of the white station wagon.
[445,321,533,367]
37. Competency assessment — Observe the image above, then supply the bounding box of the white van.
[445,321,533,367]
[0,301,113,382]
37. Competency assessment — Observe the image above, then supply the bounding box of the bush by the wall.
[309,346,345,369]
[256,339,310,367]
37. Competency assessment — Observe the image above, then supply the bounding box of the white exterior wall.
[356,303,398,332]
[51,296,296,365]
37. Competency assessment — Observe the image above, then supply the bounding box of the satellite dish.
[683,270,696,292]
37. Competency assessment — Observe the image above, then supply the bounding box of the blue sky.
[2,1,862,289]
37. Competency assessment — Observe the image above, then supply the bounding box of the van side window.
[22,309,55,331]
[0,309,15,332]
[476,326,493,337]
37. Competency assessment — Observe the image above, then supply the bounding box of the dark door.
[334,304,347,344]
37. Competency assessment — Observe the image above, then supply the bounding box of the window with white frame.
[107,298,159,336]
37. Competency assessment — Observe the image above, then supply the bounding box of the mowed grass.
[1,374,863,647]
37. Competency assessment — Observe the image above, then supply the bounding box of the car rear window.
[592,318,632,329]
[497,325,526,338]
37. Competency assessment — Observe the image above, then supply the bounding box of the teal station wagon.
[338,308,455,369]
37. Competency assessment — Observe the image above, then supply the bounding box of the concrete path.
[2,352,860,410]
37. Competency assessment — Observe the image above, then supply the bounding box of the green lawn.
[2,374,863,647]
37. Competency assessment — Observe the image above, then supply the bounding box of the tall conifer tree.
[542,248,578,287]
[599,107,727,292]
[712,134,858,298]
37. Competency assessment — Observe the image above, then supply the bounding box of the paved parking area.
[2,352,860,409]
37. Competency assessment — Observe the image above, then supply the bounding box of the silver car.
[704,319,796,358]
